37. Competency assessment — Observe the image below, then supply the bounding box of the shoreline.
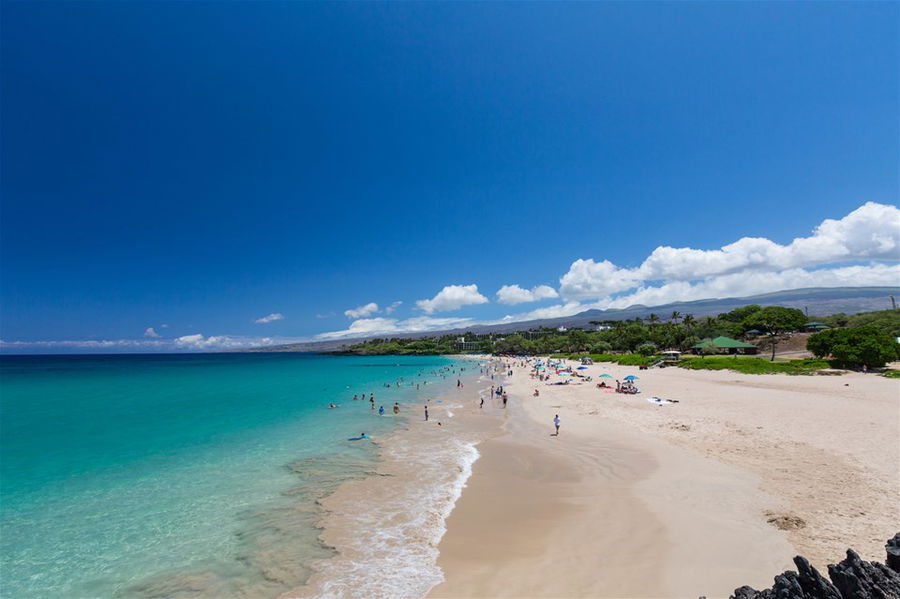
[282,356,503,598]
[429,357,899,597]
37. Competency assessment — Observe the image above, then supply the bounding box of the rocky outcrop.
[728,534,900,599]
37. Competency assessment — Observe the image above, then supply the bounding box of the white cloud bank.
[492,202,900,325]
[416,284,489,314]
[344,303,379,318]
[316,315,474,340]
[0,334,303,353]
[254,313,285,324]
[496,284,559,305]
[558,202,900,302]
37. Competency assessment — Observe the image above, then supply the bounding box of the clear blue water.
[0,353,464,598]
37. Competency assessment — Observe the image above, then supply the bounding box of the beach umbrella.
[624,375,639,380]
[599,374,613,378]
[577,366,588,370]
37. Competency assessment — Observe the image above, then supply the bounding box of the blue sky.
[1,2,898,352]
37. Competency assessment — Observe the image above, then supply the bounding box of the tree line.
[339,307,900,368]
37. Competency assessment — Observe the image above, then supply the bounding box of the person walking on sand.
[424,405,429,421]
[553,414,560,436]
[479,396,484,409]
[502,392,508,408]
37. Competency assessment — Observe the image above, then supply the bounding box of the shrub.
[807,326,899,368]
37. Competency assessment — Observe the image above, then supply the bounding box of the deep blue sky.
[2,1,898,349]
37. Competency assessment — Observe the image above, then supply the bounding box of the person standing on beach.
[424,405,429,421]
[479,396,484,409]
[553,414,560,436]
[502,392,508,408]
[393,402,400,415]
[378,405,384,416]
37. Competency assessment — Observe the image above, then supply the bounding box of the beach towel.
[647,397,675,405]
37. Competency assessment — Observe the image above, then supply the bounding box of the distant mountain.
[245,286,900,352]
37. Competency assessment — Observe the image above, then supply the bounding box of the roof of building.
[692,336,757,349]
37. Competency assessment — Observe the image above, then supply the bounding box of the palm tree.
[670,311,682,324]
[682,314,695,328]
[648,313,660,324]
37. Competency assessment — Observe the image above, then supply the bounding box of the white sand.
[430,358,900,597]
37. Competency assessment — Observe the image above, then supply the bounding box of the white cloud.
[1,334,309,354]
[559,259,642,300]
[174,334,280,350]
[316,315,474,340]
[315,312,335,319]
[384,301,403,314]
[558,202,900,305]
[496,284,559,305]
[254,313,284,324]
[415,284,489,314]
[144,327,160,338]
[605,263,900,310]
[344,302,379,318]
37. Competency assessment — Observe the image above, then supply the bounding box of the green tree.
[807,326,899,368]
[697,339,719,357]
[636,342,657,356]
[742,306,807,360]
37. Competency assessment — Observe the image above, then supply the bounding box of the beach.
[427,358,899,597]
[277,355,900,598]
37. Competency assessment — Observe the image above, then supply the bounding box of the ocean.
[0,352,477,598]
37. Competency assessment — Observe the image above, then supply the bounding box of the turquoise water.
[0,353,464,598]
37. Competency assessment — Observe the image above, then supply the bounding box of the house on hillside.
[692,336,758,355]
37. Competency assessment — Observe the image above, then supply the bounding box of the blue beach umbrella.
[577,366,588,370]
[599,374,613,378]
[624,375,639,380]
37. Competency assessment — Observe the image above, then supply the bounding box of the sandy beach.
[428,358,900,598]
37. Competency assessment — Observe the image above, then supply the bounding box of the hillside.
[245,286,900,352]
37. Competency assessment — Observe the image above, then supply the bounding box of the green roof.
[692,336,757,349]
[805,321,827,326]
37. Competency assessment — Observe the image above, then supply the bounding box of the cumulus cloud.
[558,202,900,305]
[254,313,284,324]
[344,303,379,318]
[384,301,403,314]
[316,316,473,340]
[144,327,160,338]
[415,285,489,314]
[496,284,559,305]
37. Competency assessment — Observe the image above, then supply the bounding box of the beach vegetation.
[338,307,900,374]
[806,326,899,369]
[741,306,807,360]
[677,356,831,375]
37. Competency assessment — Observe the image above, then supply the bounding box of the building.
[803,321,830,332]
[692,336,758,355]
[454,337,481,351]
